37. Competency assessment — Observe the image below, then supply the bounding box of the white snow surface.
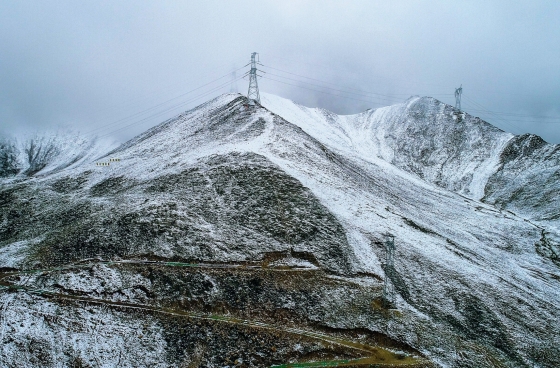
[16,92,556,301]
[261,92,515,201]
[0,293,167,367]
[2,92,559,366]
[62,92,558,305]
[1,131,118,179]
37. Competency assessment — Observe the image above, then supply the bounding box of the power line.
[265,55,560,130]
[261,53,468,92]
[96,76,244,138]
[96,76,243,138]
[85,66,246,135]
[260,69,401,105]
[462,109,560,122]
[261,64,454,100]
[463,112,560,124]
[261,75,391,107]
[262,73,456,109]
[263,71,535,134]
[264,69,555,131]
[42,66,245,133]
[462,97,527,134]
[261,64,424,99]
[261,53,350,75]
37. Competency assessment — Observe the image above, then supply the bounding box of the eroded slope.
[1,93,559,367]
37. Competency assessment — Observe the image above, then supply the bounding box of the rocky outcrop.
[1,93,559,367]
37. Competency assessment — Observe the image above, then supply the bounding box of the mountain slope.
[0,93,559,367]
[261,93,560,229]
[0,132,116,178]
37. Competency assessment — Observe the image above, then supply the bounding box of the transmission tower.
[455,84,463,111]
[383,234,396,308]
[247,52,261,103]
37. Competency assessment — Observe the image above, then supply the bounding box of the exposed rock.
[0,93,558,367]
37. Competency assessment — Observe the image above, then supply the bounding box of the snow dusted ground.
[262,91,560,268]
[0,131,117,178]
[0,292,168,367]
[261,92,512,199]
[0,93,559,366]
[261,93,559,226]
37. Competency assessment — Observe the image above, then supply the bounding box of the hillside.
[0,93,559,367]
[261,92,560,265]
[0,133,116,178]
[261,93,560,224]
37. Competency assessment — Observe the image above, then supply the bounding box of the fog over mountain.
[1,2,559,367]
[1,1,559,143]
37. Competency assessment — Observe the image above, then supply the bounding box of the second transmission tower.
[455,85,463,111]
[383,234,396,308]
[247,52,261,104]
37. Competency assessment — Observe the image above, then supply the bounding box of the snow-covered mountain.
[261,92,560,265]
[261,93,559,225]
[0,93,558,367]
[0,132,117,178]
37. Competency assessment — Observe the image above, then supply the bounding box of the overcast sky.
[1,1,559,143]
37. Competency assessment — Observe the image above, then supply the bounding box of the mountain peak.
[1,90,559,367]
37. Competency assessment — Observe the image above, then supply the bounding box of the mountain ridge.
[0,92,559,367]
[260,92,559,228]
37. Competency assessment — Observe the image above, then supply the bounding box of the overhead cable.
[96,77,244,138]
[86,66,246,135]
[261,76,389,107]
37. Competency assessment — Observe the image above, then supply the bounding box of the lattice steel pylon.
[247,52,260,103]
[383,234,396,308]
[455,84,463,111]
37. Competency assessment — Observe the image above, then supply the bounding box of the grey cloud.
[1,1,559,143]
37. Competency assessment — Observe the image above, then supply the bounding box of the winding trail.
[0,261,429,367]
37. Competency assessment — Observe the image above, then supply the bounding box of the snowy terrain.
[0,93,559,367]
[260,93,559,225]
[0,132,117,178]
